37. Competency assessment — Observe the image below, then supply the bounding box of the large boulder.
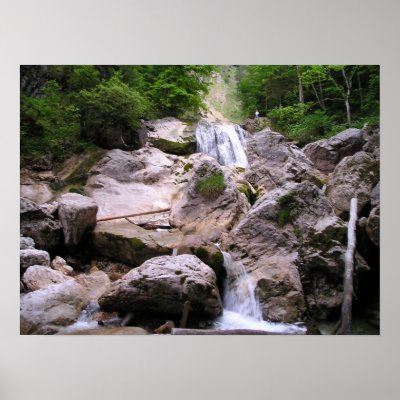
[245,130,318,191]
[224,181,363,322]
[92,221,183,265]
[22,265,72,291]
[99,255,222,318]
[85,147,184,221]
[20,271,110,334]
[58,193,98,247]
[20,182,53,205]
[20,248,50,269]
[144,117,197,155]
[20,197,62,250]
[303,128,366,173]
[328,151,380,215]
[170,156,249,242]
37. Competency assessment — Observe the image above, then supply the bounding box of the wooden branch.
[179,300,190,328]
[171,328,306,335]
[337,197,358,335]
[97,208,171,222]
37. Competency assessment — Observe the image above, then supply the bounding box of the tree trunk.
[296,65,304,105]
[345,96,351,127]
[338,198,358,335]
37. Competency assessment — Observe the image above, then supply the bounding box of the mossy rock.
[277,191,299,227]
[196,173,225,200]
[190,246,224,274]
[149,138,196,155]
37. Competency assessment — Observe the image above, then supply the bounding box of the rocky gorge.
[20,117,380,335]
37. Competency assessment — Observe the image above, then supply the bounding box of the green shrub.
[77,73,149,139]
[287,110,332,145]
[196,173,225,200]
[183,163,193,173]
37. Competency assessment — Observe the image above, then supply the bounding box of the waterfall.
[196,121,249,168]
[60,300,101,333]
[214,251,307,334]
[221,251,262,320]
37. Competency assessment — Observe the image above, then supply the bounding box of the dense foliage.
[20,65,380,165]
[20,65,213,164]
[238,65,379,145]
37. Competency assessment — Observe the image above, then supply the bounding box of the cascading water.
[214,251,306,334]
[60,300,101,333]
[196,121,249,168]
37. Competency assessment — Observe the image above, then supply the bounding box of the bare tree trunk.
[357,72,363,108]
[345,96,351,127]
[296,65,304,105]
[318,76,325,109]
[338,198,358,335]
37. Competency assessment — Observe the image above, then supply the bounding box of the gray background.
[1,0,399,399]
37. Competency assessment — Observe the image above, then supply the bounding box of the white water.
[196,122,248,168]
[60,300,100,333]
[214,251,307,334]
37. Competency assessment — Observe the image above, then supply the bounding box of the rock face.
[20,198,62,250]
[224,181,355,322]
[366,206,380,246]
[20,249,50,269]
[245,130,317,191]
[170,156,249,241]
[99,255,222,318]
[85,147,183,220]
[58,193,98,247]
[303,128,366,173]
[20,271,110,334]
[328,151,379,215]
[22,265,72,291]
[144,117,197,155]
[92,221,183,265]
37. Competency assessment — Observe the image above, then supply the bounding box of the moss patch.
[277,191,299,227]
[183,163,193,173]
[130,237,145,250]
[196,173,225,200]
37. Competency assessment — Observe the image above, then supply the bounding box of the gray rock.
[20,197,62,250]
[245,130,316,191]
[58,193,98,247]
[20,271,110,334]
[20,197,50,220]
[51,256,74,275]
[170,156,249,241]
[145,117,197,155]
[366,206,380,246]
[20,236,35,250]
[99,255,222,318]
[22,265,72,291]
[20,248,50,269]
[224,181,361,322]
[328,152,380,215]
[362,125,380,159]
[370,182,380,207]
[303,128,366,173]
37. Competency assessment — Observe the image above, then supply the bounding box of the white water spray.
[214,251,306,333]
[196,121,248,167]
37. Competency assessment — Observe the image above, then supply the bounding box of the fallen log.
[337,197,358,335]
[171,328,306,335]
[96,208,171,222]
